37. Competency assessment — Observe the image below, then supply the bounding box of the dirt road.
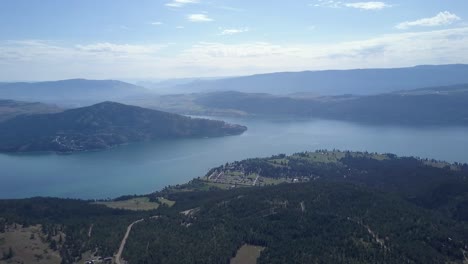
[115,219,144,264]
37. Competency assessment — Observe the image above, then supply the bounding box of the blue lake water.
[1,117,467,199]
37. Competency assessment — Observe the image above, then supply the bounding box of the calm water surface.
[1,117,467,199]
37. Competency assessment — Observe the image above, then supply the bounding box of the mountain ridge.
[170,64,468,95]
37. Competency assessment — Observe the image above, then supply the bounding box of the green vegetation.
[157,197,176,207]
[95,197,159,211]
[1,150,467,263]
[124,181,468,264]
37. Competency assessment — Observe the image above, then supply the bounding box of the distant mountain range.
[0,99,62,122]
[0,79,149,105]
[169,64,468,95]
[127,84,468,126]
[0,102,247,153]
[2,65,467,106]
[196,84,468,125]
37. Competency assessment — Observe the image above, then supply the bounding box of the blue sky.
[0,0,467,81]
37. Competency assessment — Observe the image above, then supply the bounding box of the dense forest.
[125,182,468,263]
[205,151,468,222]
[1,151,468,263]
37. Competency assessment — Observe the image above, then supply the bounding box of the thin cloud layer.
[2,27,467,80]
[187,14,213,22]
[345,2,391,10]
[75,43,166,55]
[313,1,391,10]
[165,0,199,8]
[396,11,461,30]
[220,28,249,35]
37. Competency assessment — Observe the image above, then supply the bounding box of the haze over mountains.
[0,64,467,127]
[1,65,467,106]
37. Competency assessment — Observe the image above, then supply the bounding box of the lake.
[1,117,467,199]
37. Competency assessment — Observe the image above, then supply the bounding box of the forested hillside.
[0,101,247,153]
[1,151,468,263]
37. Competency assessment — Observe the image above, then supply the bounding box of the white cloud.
[312,1,390,10]
[1,27,468,80]
[165,0,199,8]
[215,6,244,12]
[187,14,213,22]
[345,2,391,10]
[151,22,163,26]
[312,0,342,8]
[396,11,461,30]
[220,28,249,35]
[75,43,167,56]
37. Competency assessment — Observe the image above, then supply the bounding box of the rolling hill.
[0,102,247,153]
[0,99,62,122]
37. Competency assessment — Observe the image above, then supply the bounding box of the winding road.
[115,219,144,264]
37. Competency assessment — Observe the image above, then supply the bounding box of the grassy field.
[157,197,176,207]
[94,197,159,211]
[260,177,287,186]
[0,224,61,264]
[230,244,265,264]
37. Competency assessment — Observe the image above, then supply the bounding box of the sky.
[0,0,467,81]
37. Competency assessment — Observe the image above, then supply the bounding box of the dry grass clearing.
[95,197,159,211]
[0,224,61,264]
[230,244,265,264]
